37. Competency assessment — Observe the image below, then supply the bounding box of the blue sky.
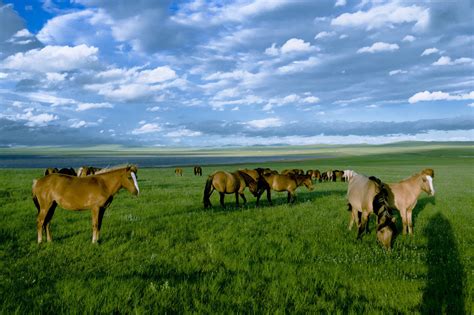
[0,0,473,147]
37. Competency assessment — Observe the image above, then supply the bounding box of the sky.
[0,0,473,147]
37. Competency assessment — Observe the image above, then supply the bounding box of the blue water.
[0,154,328,169]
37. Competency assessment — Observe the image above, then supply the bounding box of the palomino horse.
[258,173,314,204]
[194,166,202,176]
[77,166,101,177]
[203,171,258,208]
[386,168,435,235]
[32,165,139,243]
[175,168,183,176]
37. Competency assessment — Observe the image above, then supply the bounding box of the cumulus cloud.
[402,35,416,42]
[2,44,99,72]
[389,69,408,76]
[246,117,283,129]
[331,2,430,31]
[278,57,319,74]
[15,110,58,127]
[314,31,336,40]
[131,123,162,134]
[265,38,316,56]
[432,56,473,66]
[357,42,399,53]
[408,90,474,103]
[421,47,439,56]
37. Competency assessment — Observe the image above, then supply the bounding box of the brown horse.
[32,165,139,243]
[203,170,258,208]
[386,168,435,235]
[44,168,58,176]
[194,166,202,176]
[306,169,321,181]
[175,168,183,176]
[77,166,101,177]
[333,170,344,182]
[281,168,304,176]
[258,173,314,204]
[58,167,77,176]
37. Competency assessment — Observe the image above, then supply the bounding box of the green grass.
[0,145,472,313]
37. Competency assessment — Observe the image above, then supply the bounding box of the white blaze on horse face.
[426,175,435,196]
[131,172,140,195]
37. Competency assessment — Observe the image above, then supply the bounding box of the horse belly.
[53,190,106,211]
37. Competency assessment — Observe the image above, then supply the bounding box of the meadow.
[0,144,472,313]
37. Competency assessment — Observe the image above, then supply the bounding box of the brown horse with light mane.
[77,166,101,177]
[348,168,435,236]
[32,165,139,243]
[203,170,258,208]
[258,173,314,204]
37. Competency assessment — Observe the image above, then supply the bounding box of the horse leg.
[44,202,57,242]
[91,206,100,243]
[400,208,408,235]
[407,209,414,235]
[266,189,273,205]
[219,192,225,208]
[357,211,369,239]
[97,206,107,242]
[235,192,239,207]
[37,200,53,244]
[240,193,247,205]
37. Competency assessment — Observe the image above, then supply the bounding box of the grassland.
[0,144,472,313]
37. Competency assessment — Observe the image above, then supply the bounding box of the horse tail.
[369,176,391,216]
[32,179,40,212]
[203,175,214,208]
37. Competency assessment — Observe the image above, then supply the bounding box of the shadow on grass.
[421,212,466,314]
[412,196,435,232]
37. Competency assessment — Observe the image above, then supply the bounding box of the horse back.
[347,174,378,212]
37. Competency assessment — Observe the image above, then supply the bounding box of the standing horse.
[44,168,58,176]
[258,173,314,204]
[194,166,202,176]
[32,165,139,243]
[203,171,258,208]
[58,168,77,176]
[386,168,435,235]
[306,169,321,181]
[175,168,183,176]
[77,166,101,177]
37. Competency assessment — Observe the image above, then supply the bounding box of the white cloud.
[165,129,202,138]
[15,110,58,127]
[12,28,33,38]
[432,56,473,66]
[315,31,336,40]
[135,66,176,84]
[331,2,429,31]
[335,0,346,7]
[421,47,439,56]
[467,103,474,108]
[402,35,415,42]
[357,42,399,53]
[46,72,67,82]
[408,91,474,103]
[146,106,161,112]
[303,96,320,103]
[131,123,162,134]
[278,57,319,74]
[75,102,113,112]
[70,120,88,128]
[26,92,76,106]
[246,117,283,129]
[2,44,99,72]
[0,73,8,79]
[389,69,408,76]
[265,38,316,56]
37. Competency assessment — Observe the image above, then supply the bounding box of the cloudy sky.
[0,0,473,147]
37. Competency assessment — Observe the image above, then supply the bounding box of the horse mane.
[421,168,434,178]
[369,176,392,216]
[95,164,137,175]
[237,170,256,186]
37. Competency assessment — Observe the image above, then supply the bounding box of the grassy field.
[0,145,472,313]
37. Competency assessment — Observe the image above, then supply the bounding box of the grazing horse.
[386,168,435,235]
[342,170,356,182]
[58,168,77,176]
[32,165,139,243]
[306,169,321,181]
[77,166,101,177]
[44,168,58,176]
[346,174,397,249]
[258,173,314,204]
[194,166,202,176]
[203,171,258,208]
[333,170,344,182]
[175,168,183,176]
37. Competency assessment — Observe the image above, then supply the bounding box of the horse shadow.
[412,196,436,228]
[420,212,466,314]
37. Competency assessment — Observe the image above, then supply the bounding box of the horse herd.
[32,164,435,250]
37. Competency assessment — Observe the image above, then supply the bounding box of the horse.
[342,170,356,182]
[306,169,321,181]
[333,170,344,182]
[194,166,202,176]
[58,168,77,176]
[203,170,258,208]
[281,168,304,176]
[346,174,397,249]
[386,168,435,235]
[32,165,139,243]
[258,173,314,204]
[175,168,183,176]
[77,166,101,177]
[44,168,58,176]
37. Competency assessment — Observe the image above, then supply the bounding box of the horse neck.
[398,174,423,200]
[97,170,124,196]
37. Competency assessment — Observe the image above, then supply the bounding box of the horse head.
[298,175,314,191]
[122,165,140,196]
[421,170,435,196]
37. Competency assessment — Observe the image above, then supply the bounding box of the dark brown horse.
[203,170,258,208]
[44,168,59,176]
[77,166,102,177]
[258,173,314,204]
[194,166,202,176]
[32,165,139,243]
[58,168,77,176]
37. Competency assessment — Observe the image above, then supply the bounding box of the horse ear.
[422,168,434,178]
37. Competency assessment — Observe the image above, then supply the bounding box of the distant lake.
[0,154,328,169]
